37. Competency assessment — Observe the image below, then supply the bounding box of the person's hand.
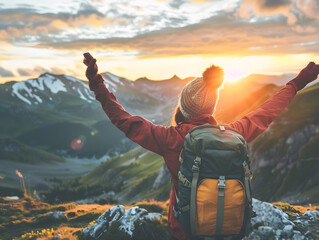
[289,62,319,91]
[83,52,98,80]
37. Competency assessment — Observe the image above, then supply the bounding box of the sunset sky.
[0,0,318,83]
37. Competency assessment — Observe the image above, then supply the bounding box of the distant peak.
[136,76,150,81]
[170,74,181,81]
[39,72,53,77]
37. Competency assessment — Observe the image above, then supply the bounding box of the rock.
[303,210,319,219]
[258,226,275,238]
[251,198,294,229]
[83,205,125,239]
[82,199,316,240]
[152,164,170,189]
[292,230,304,240]
[304,230,313,239]
[247,199,316,240]
[282,225,294,238]
[275,229,282,237]
[82,205,162,240]
[47,211,66,220]
[53,234,62,239]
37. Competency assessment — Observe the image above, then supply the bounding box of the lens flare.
[90,130,98,136]
[71,136,86,150]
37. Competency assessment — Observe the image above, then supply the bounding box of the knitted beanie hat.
[179,65,224,119]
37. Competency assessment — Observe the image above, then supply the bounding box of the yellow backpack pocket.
[196,179,246,235]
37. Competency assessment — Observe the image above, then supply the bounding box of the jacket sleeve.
[90,74,169,156]
[228,83,298,143]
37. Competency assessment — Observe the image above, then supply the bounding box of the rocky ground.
[81,198,319,240]
[1,197,318,240]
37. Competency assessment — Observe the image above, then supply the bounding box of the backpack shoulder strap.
[190,155,201,235]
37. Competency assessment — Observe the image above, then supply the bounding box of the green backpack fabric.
[174,124,254,240]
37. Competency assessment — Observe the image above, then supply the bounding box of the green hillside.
[0,138,64,164]
[45,147,170,204]
[250,83,319,204]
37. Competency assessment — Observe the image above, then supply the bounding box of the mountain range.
[1,71,318,205]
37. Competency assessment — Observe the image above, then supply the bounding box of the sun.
[224,69,250,83]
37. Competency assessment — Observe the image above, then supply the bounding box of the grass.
[0,197,169,240]
[2,196,318,240]
[273,202,319,219]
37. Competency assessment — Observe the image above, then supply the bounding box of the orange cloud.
[44,14,319,60]
[237,0,297,25]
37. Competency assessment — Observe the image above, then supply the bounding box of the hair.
[202,64,224,89]
[171,105,186,126]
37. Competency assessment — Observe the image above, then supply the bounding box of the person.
[83,52,319,240]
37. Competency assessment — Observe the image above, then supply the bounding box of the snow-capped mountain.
[7,72,187,113]
[11,74,95,105]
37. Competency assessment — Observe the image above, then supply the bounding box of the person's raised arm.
[83,52,170,155]
[228,62,319,143]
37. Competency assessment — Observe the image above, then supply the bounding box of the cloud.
[17,66,48,76]
[17,66,50,77]
[17,66,78,77]
[297,0,319,20]
[169,0,186,9]
[40,11,319,59]
[237,0,298,25]
[0,0,237,46]
[239,0,292,15]
[17,68,35,76]
[253,0,291,11]
[0,0,318,69]
[0,67,14,77]
[50,67,65,75]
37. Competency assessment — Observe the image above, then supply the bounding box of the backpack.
[174,124,255,240]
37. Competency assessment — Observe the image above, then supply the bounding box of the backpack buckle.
[192,156,201,172]
[218,176,226,190]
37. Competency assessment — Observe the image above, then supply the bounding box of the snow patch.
[104,79,117,88]
[33,94,42,103]
[12,74,67,104]
[39,75,66,94]
[104,72,123,85]
[77,88,88,101]
[64,75,90,89]
[28,78,45,90]
[12,82,32,105]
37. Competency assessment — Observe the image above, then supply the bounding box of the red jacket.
[91,75,298,240]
